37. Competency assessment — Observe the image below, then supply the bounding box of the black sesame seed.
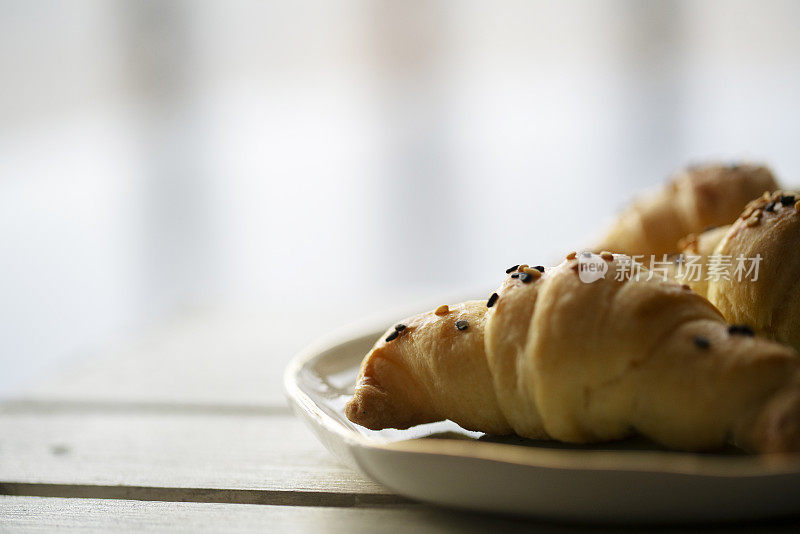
[487,293,499,308]
[728,324,754,337]
[385,330,399,342]
[534,265,545,273]
[781,195,796,207]
[765,201,776,212]
[506,264,520,274]
[510,273,519,279]
[455,319,469,331]
[519,272,532,283]
[694,336,710,349]
[394,324,406,331]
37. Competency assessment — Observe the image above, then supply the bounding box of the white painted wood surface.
[4,496,800,533]
[22,301,437,407]
[3,306,799,531]
[23,307,325,407]
[0,305,425,531]
[0,412,387,496]
[25,298,460,408]
[0,496,582,534]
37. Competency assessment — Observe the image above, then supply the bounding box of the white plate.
[284,316,800,523]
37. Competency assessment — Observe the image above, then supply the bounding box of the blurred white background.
[3,0,800,395]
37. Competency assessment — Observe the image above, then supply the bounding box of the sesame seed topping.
[728,324,754,337]
[510,273,519,279]
[566,251,577,260]
[519,272,533,283]
[394,324,406,331]
[505,265,520,274]
[434,304,450,316]
[600,251,614,261]
[694,336,710,349]
[487,292,499,308]
[534,265,545,272]
[385,330,399,342]
[781,195,796,207]
[455,319,469,331]
[521,266,541,277]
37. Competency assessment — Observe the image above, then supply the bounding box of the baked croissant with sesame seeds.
[346,255,800,453]
[595,163,778,256]
[676,190,800,352]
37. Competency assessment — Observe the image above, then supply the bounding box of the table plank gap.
[0,483,408,507]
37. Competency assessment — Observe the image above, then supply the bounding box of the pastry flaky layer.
[595,163,778,256]
[346,257,800,454]
[677,190,800,353]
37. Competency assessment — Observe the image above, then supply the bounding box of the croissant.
[677,191,800,352]
[595,163,778,256]
[346,255,800,453]
[675,224,732,299]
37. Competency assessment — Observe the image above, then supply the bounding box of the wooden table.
[2,306,800,532]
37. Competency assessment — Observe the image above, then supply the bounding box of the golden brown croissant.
[346,256,800,453]
[675,224,732,299]
[595,163,778,256]
[677,191,800,352]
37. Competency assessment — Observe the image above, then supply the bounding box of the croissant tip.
[345,374,396,431]
[344,396,364,425]
[345,391,380,430]
[748,384,800,454]
[345,389,411,431]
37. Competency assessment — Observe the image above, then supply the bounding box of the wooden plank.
[23,307,319,407]
[0,411,389,497]
[0,496,573,534]
[3,496,798,534]
[21,299,437,407]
